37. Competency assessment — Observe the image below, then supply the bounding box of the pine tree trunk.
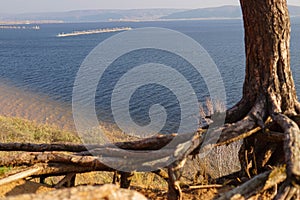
[227,0,299,123]
[228,1,300,196]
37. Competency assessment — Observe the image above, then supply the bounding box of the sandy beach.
[0,81,76,132]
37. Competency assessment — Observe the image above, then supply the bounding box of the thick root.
[294,101,300,114]
[212,96,267,146]
[226,98,253,123]
[272,113,300,182]
[217,167,286,200]
[167,159,187,200]
[275,181,300,200]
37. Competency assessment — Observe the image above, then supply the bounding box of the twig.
[189,184,223,190]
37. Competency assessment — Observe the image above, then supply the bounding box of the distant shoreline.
[109,17,242,22]
[0,20,64,25]
[1,5,299,25]
[0,25,40,30]
[0,18,244,26]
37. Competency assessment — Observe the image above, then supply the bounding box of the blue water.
[0,20,299,133]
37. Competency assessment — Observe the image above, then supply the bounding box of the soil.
[0,180,54,198]
[0,180,223,200]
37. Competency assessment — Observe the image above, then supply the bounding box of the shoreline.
[0,81,76,132]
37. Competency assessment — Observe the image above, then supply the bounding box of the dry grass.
[0,98,243,198]
[0,116,80,144]
[188,98,242,181]
[0,116,167,190]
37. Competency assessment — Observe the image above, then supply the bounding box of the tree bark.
[227,0,300,198]
[226,0,298,125]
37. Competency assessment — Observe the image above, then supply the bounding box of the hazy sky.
[2,0,300,14]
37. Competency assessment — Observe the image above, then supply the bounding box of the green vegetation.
[0,116,80,143]
[0,116,81,178]
[0,167,11,176]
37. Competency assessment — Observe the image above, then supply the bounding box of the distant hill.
[161,5,241,19]
[161,5,300,20]
[0,9,185,23]
[1,5,300,23]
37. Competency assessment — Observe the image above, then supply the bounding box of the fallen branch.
[189,184,223,190]
[0,152,111,168]
[0,134,177,152]
[30,163,113,177]
[217,167,287,200]
[0,166,41,186]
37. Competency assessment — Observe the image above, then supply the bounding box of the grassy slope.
[0,116,239,199]
[0,116,80,144]
[0,116,80,177]
[0,116,167,190]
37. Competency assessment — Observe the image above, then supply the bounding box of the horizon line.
[1,4,299,16]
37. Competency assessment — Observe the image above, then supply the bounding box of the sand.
[0,81,76,132]
[0,180,54,198]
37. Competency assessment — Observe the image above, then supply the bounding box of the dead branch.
[0,143,92,152]
[0,166,41,186]
[0,163,114,186]
[189,184,223,189]
[77,147,174,159]
[0,134,177,152]
[33,163,113,177]
[217,167,286,200]
[0,152,112,168]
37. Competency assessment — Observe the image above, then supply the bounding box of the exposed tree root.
[163,106,300,200]
[203,96,267,148]
[217,167,286,200]
[199,93,299,199]
[272,113,300,180]
[275,181,300,200]
[0,98,299,200]
[269,113,300,200]
[294,101,300,114]
[225,98,253,123]
[54,173,76,188]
